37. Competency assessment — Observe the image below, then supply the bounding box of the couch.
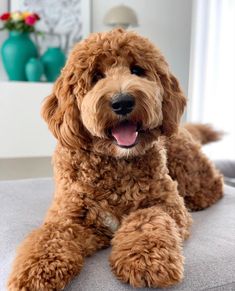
[0,161,235,291]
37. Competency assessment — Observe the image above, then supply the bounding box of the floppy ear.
[41,71,90,149]
[159,70,187,136]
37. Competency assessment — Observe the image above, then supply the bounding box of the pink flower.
[0,12,11,21]
[25,15,37,26]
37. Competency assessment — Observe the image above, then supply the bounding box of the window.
[188,0,235,160]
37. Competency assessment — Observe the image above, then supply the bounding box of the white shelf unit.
[0,81,56,158]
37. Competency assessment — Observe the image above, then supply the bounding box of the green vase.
[1,31,38,81]
[41,47,66,82]
[25,58,44,82]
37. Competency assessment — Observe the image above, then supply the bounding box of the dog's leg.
[7,219,107,290]
[110,207,184,288]
[166,129,224,211]
[110,177,192,288]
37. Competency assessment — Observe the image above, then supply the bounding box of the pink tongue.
[112,122,138,146]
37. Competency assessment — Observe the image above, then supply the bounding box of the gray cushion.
[215,160,235,187]
[214,160,235,178]
[0,178,235,291]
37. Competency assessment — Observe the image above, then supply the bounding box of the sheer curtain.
[188,0,235,160]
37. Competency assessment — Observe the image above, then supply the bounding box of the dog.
[8,28,223,290]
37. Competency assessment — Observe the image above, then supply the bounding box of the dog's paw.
[7,256,83,291]
[8,265,67,291]
[110,245,184,288]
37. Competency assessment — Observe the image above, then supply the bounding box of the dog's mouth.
[109,120,142,148]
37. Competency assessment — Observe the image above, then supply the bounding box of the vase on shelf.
[1,31,38,81]
[25,58,44,82]
[41,47,66,82]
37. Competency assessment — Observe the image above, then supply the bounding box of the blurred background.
[0,0,234,180]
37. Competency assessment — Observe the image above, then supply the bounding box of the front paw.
[110,243,184,288]
[8,223,85,290]
[8,255,83,291]
[8,264,61,291]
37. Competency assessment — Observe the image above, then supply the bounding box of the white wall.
[1,0,192,92]
[92,0,193,95]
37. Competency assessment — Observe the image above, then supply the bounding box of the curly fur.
[8,29,223,290]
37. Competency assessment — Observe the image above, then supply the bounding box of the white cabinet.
[0,81,56,158]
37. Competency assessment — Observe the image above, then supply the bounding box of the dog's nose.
[111,94,135,115]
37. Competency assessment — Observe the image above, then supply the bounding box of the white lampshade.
[103,5,138,29]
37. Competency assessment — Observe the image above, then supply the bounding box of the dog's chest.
[78,164,156,235]
[65,148,167,235]
[77,155,159,212]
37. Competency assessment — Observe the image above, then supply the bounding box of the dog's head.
[42,29,186,158]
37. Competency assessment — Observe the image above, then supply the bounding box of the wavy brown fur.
[8,29,223,290]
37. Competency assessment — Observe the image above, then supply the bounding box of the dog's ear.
[159,70,187,136]
[41,70,90,149]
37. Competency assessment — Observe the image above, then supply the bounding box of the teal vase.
[25,58,44,82]
[1,31,38,81]
[41,47,66,82]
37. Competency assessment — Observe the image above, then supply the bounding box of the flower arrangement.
[0,11,40,33]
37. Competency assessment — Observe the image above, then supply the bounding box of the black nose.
[111,94,135,115]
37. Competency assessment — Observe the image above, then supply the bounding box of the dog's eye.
[130,65,145,77]
[92,71,105,84]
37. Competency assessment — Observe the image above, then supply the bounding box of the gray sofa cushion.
[214,160,235,178]
[215,160,235,187]
[0,178,235,291]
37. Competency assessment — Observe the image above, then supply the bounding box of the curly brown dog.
[8,29,223,290]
